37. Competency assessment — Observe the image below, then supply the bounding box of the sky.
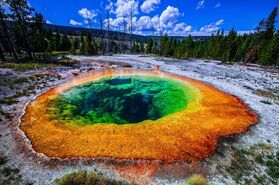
[27,0,279,36]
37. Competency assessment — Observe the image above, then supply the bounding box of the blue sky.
[28,0,279,36]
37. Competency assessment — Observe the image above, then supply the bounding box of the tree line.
[0,0,278,66]
[0,0,136,62]
[146,7,279,66]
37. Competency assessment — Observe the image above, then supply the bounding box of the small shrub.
[255,154,264,164]
[1,167,20,177]
[0,153,7,165]
[55,170,129,185]
[186,174,208,185]
[225,149,252,182]
[0,97,18,105]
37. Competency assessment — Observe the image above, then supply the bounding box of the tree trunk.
[0,43,5,61]
[14,9,33,60]
[0,15,18,61]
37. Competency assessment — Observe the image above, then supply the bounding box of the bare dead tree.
[122,16,128,53]
[105,10,110,54]
[159,16,163,36]
[123,16,126,33]
[85,12,93,32]
[129,7,134,50]
[85,11,97,51]
[99,12,104,54]
[151,20,156,53]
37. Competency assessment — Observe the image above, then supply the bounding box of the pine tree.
[0,44,4,61]
[184,35,194,58]
[60,33,71,51]
[235,35,251,61]
[80,36,85,54]
[31,12,48,54]
[251,7,278,64]
[256,7,278,42]
[258,30,279,65]
[70,37,78,54]
[226,28,239,62]
[84,32,94,55]
[160,35,169,56]
[54,32,61,51]
[46,29,55,52]
[146,38,153,54]
[0,3,18,60]
[140,40,144,54]
[6,0,35,60]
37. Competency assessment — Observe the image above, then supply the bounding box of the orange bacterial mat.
[20,69,258,162]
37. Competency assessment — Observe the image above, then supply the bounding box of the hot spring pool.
[21,70,257,161]
[49,75,197,125]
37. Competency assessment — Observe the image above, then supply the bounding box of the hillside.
[43,23,210,42]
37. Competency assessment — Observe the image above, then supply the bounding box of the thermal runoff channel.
[21,70,257,161]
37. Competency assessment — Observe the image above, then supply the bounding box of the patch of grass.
[4,76,30,88]
[55,170,130,185]
[225,149,253,183]
[0,153,7,165]
[14,77,29,84]
[52,51,70,55]
[0,167,22,185]
[58,57,79,65]
[1,167,20,177]
[186,174,208,185]
[0,97,18,105]
[0,62,59,71]
[255,154,264,164]
[223,143,279,184]
[0,153,33,185]
[0,109,11,120]
[265,151,279,180]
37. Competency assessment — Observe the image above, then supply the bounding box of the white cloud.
[137,6,182,35]
[78,8,97,20]
[102,2,190,36]
[105,0,114,13]
[200,19,224,33]
[160,6,181,28]
[140,0,161,14]
[104,16,137,32]
[174,23,192,32]
[215,19,224,26]
[70,19,83,26]
[196,0,205,10]
[46,20,52,24]
[137,16,152,30]
[236,30,256,35]
[110,17,124,28]
[215,3,221,8]
[114,0,139,17]
[166,23,192,36]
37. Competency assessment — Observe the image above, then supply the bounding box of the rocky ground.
[0,55,279,185]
